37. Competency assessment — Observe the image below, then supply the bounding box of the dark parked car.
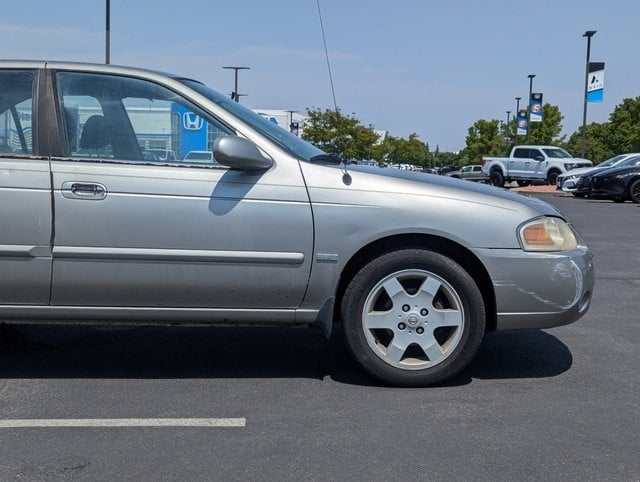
[573,155,640,197]
[591,164,640,203]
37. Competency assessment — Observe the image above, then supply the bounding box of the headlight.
[564,163,577,170]
[518,217,578,252]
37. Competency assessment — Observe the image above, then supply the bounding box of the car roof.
[0,59,200,84]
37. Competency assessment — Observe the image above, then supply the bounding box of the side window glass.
[513,148,528,158]
[61,95,109,158]
[530,149,542,159]
[0,70,35,155]
[56,72,233,165]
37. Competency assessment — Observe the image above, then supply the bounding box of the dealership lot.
[0,192,638,480]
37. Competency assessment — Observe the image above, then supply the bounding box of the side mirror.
[535,155,544,162]
[213,136,273,171]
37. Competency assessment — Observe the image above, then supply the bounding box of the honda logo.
[182,112,204,131]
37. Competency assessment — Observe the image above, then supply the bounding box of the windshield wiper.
[310,153,343,164]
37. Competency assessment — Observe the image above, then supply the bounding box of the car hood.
[336,164,563,217]
[592,165,640,178]
[569,158,593,167]
[561,166,595,177]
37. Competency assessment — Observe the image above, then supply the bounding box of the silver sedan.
[0,60,594,386]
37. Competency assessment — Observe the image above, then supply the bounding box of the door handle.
[61,181,107,200]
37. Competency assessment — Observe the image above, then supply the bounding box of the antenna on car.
[316,0,338,112]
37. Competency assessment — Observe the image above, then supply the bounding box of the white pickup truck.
[482,145,592,187]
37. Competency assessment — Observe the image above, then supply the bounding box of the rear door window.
[513,148,529,158]
[0,70,36,155]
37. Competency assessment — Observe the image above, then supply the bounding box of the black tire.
[489,170,504,187]
[340,249,485,387]
[629,179,640,203]
[516,180,531,187]
[572,192,586,198]
[546,170,561,186]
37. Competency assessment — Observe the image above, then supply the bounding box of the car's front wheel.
[629,179,640,203]
[341,249,485,387]
[547,170,561,186]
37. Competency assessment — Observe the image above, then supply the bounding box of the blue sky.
[1,0,637,151]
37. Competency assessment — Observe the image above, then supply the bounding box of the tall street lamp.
[515,97,522,143]
[506,110,511,146]
[526,74,536,143]
[105,0,110,64]
[223,66,250,102]
[581,30,597,157]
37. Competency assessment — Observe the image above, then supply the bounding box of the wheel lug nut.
[402,304,410,312]
[416,327,424,335]
[398,323,406,330]
[420,309,428,316]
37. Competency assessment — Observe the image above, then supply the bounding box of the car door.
[0,67,52,305]
[511,148,530,178]
[529,148,547,179]
[48,69,313,310]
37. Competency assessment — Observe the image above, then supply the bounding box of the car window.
[513,148,529,158]
[530,149,543,159]
[56,72,233,166]
[619,155,640,167]
[0,70,35,156]
[542,148,572,158]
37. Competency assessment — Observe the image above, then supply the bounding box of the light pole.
[105,0,110,64]
[581,30,597,157]
[506,110,511,146]
[223,66,250,102]
[515,97,521,143]
[526,74,535,143]
[285,110,298,134]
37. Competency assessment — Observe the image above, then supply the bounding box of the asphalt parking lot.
[0,192,638,481]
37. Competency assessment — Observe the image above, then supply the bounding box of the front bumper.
[557,175,580,192]
[474,246,595,330]
[591,178,626,199]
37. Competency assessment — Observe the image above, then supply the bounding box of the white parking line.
[0,418,246,428]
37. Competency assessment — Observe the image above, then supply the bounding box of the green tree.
[301,108,379,160]
[565,96,640,163]
[527,103,565,145]
[464,119,504,163]
[434,150,462,167]
[374,133,431,168]
[565,122,613,164]
[605,97,640,154]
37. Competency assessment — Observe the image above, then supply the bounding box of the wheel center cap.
[407,314,419,326]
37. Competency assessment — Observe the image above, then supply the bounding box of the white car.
[557,153,640,193]
[183,150,216,163]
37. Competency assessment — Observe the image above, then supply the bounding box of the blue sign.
[171,104,208,159]
[290,122,299,136]
[517,109,528,135]
[529,93,543,123]
[587,62,605,103]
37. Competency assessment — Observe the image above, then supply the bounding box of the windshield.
[600,154,628,167]
[179,79,324,161]
[542,148,573,159]
[618,155,640,167]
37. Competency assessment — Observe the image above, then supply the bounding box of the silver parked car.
[0,61,594,386]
